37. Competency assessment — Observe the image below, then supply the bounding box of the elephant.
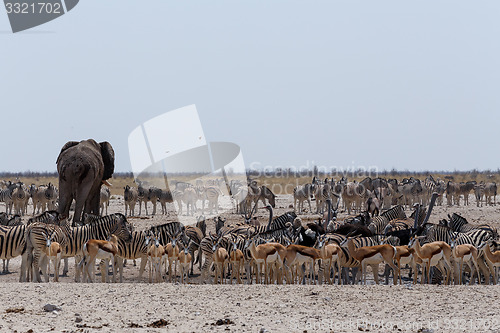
[56,139,115,225]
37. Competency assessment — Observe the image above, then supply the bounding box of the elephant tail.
[61,159,90,183]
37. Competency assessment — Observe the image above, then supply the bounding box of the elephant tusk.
[102,180,113,187]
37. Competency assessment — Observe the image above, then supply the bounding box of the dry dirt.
[0,194,499,333]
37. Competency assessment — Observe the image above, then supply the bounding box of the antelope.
[81,235,119,283]
[478,240,500,284]
[340,237,398,285]
[408,236,453,285]
[244,235,283,284]
[379,237,418,285]
[283,244,321,285]
[212,241,229,284]
[178,240,192,284]
[317,235,342,285]
[229,237,244,284]
[450,237,480,285]
[164,234,181,282]
[42,232,62,282]
[147,233,165,283]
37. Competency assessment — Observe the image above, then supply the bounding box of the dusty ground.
[0,194,499,332]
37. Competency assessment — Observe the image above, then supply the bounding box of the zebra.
[184,224,204,275]
[27,210,61,225]
[25,221,71,282]
[0,224,27,276]
[204,186,221,215]
[314,181,331,214]
[257,186,276,209]
[148,221,186,246]
[158,189,173,215]
[45,183,58,211]
[124,185,138,216]
[137,184,149,215]
[458,181,476,206]
[100,186,111,215]
[182,187,198,216]
[0,212,8,225]
[0,215,22,227]
[23,213,133,282]
[0,182,15,215]
[367,205,406,235]
[147,186,161,215]
[11,182,28,216]
[447,213,496,234]
[446,181,460,206]
[293,183,314,214]
[114,230,150,282]
[417,223,495,284]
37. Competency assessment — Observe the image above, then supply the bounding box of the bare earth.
[0,194,499,333]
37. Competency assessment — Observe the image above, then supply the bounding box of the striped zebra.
[100,186,111,215]
[147,186,160,216]
[27,210,61,225]
[257,186,276,209]
[418,223,495,284]
[0,212,8,225]
[313,180,331,214]
[184,224,204,275]
[114,230,150,282]
[25,221,71,282]
[148,221,186,246]
[0,215,22,227]
[158,189,173,215]
[204,186,221,214]
[23,213,133,282]
[137,184,149,215]
[0,224,27,276]
[124,185,138,216]
[367,205,406,235]
[293,183,314,214]
[447,213,497,234]
[0,182,15,214]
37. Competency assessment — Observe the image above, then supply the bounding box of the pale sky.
[1,1,499,173]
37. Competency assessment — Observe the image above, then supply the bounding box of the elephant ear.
[100,141,115,180]
[56,141,80,165]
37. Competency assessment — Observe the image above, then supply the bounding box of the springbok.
[212,242,228,284]
[81,234,119,283]
[283,244,321,285]
[478,240,500,284]
[229,238,244,284]
[41,232,62,282]
[381,238,418,285]
[408,236,453,285]
[177,240,192,284]
[245,235,283,284]
[317,235,342,285]
[340,237,398,285]
[164,234,181,282]
[450,237,480,285]
[147,233,165,283]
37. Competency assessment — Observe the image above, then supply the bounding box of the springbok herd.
[0,176,499,286]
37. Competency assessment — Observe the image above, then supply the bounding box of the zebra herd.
[122,179,275,217]
[0,181,58,216]
[293,176,498,216]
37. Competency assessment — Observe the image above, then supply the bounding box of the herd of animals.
[0,139,498,285]
[0,173,499,286]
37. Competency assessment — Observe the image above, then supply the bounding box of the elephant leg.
[74,179,94,224]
